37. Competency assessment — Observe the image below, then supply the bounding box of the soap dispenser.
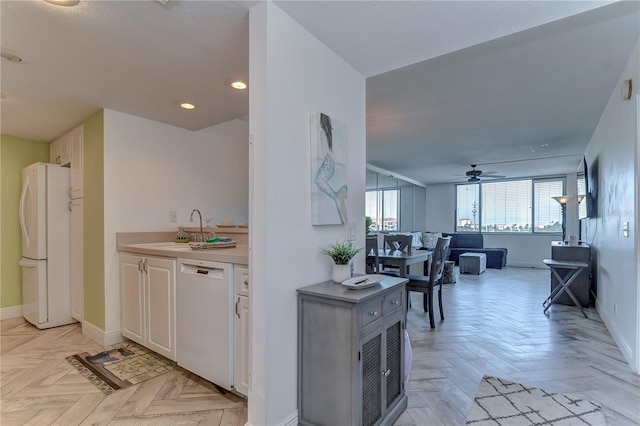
[176,226,189,243]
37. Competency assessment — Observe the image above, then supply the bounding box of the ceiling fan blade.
[479,174,506,179]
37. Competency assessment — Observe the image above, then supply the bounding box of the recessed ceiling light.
[43,0,80,6]
[180,102,195,110]
[1,52,22,63]
[230,81,247,90]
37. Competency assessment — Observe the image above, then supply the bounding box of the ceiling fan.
[461,164,506,182]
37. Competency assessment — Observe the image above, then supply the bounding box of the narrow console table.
[543,259,589,318]
[550,241,591,307]
[297,276,408,426]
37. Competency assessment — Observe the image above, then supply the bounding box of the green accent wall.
[0,135,50,308]
[83,111,105,329]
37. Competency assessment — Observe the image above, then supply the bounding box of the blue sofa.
[443,233,507,269]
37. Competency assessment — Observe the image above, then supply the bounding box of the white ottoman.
[459,252,487,275]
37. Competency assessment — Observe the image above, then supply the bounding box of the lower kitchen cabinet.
[233,265,250,396]
[297,278,408,426]
[69,198,83,321]
[120,253,176,361]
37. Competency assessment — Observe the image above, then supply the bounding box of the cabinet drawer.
[359,298,383,329]
[384,289,403,315]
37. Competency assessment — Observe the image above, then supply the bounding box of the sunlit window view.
[365,189,399,231]
[456,179,564,233]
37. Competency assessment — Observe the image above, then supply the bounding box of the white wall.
[103,110,248,333]
[249,3,366,425]
[425,184,455,232]
[583,39,639,371]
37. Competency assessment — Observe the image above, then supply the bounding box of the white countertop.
[116,232,249,264]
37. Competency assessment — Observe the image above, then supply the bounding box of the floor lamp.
[552,195,575,242]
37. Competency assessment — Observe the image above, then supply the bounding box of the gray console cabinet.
[297,277,408,426]
[551,241,591,306]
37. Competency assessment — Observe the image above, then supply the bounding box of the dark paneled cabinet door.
[385,320,403,409]
[361,332,383,426]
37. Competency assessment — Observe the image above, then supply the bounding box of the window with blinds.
[456,178,565,234]
[533,179,563,233]
[482,180,532,232]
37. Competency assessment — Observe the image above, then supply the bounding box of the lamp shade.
[552,195,576,205]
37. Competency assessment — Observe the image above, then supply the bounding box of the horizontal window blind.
[456,177,565,234]
[482,180,532,232]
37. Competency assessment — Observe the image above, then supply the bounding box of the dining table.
[370,249,432,278]
[368,248,433,311]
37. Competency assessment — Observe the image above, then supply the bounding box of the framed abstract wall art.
[310,111,348,225]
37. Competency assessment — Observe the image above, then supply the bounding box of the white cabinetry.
[69,125,83,199]
[50,135,70,166]
[69,198,83,321]
[233,265,249,396]
[52,124,84,322]
[120,253,176,361]
[50,124,83,197]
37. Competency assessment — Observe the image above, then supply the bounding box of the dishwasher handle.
[180,262,226,279]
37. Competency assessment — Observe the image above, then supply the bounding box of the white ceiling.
[2,1,638,185]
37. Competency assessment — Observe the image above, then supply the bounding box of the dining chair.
[404,236,452,328]
[382,234,413,274]
[383,234,413,255]
[365,236,379,274]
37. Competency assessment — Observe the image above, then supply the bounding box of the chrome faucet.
[190,209,205,242]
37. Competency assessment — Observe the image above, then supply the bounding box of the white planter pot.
[332,263,352,283]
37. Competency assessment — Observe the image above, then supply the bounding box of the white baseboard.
[596,298,635,370]
[82,321,124,346]
[242,410,297,426]
[0,305,23,320]
[507,261,546,269]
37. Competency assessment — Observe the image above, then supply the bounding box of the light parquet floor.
[2,267,639,425]
[396,266,640,426]
[0,318,246,425]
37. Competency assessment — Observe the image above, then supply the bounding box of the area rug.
[66,342,175,394]
[466,375,605,425]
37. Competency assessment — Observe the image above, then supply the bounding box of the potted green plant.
[365,216,373,234]
[322,241,362,283]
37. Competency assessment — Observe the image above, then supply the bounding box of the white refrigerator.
[19,162,75,329]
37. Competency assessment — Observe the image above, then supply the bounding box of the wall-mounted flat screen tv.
[577,156,596,219]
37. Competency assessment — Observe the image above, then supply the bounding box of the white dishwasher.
[177,258,233,391]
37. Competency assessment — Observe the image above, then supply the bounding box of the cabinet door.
[384,318,403,410]
[51,137,69,166]
[69,125,83,199]
[51,130,71,166]
[234,295,249,396]
[145,256,176,361]
[70,198,83,321]
[120,254,145,345]
[360,330,383,426]
[50,140,61,165]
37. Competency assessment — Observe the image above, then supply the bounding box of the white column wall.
[103,110,248,334]
[249,2,366,424]
[583,39,639,370]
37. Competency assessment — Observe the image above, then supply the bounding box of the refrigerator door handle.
[19,176,30,247]
[19,258,37,268]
